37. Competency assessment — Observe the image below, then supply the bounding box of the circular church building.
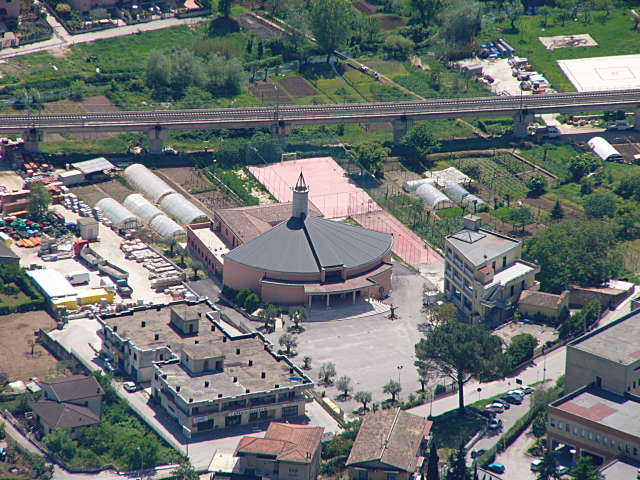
[222,174,393,307]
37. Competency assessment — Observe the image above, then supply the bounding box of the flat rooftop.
[193,226,230,264]
[600,457,640,480]
[570,310,640,366]
[552,386,640,439]
[484,261,536,291]
[157,335,310,401]
[447,228,519,266]
[101,302,216,351]
[558,54,640,92]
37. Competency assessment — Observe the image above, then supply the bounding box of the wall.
[347,467,409,480]
[223,259,264,293]
[0,0,19,19]
[564,347,627,394]
[261,282,307,305]
[67,0,117,13]
[569,286,634,309]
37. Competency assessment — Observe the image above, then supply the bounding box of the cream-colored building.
[444,215,539,325]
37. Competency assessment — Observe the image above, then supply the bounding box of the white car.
[508,389,525,397]
[123,381,137,392]
[521,385,535,394]
[556,465,569,475]
[485,403,505,413]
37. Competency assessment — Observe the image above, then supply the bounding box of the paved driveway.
[493,426,537,480]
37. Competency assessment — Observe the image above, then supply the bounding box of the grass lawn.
[518,143,580,179]
[0,285,31,308]
[437,206,465,218]
[430,408,486,450]
[480,8,640,92]
[603,162,640,182]
[544,182,584,211]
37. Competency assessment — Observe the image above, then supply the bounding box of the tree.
[506,333,538,366]
[235,288,252,307]
[191,260,203,279]
[172,461,198,480]
[568,153,600,182]
[336,375,352,398]
[383,35,415,60]
[28,182,51,219]
[584,192,616,218]
[532,411,547,438]
[415,320,504,414]
[537,449,559,480]
[290,306,306,332]
[43,429,77,461]
[508,207,534,231]
[524,220,621,293]
[259,304,279,331]
[439,0,481,48]
[540,5,552,27]
[526,174,547,197]
[415,359,436,392]
[354,391,372,411]
[243,293,260,313]
[218,0,232,17]
[401,123,441,169]
[426,440,440,480]
[302,355,312,369]
[409,0,442,26]
[595,0,611,18]
[278,333,297,355]
[421,302,457,333]
[319,361,336,385]
[26,334,36,356]
[351,142,388,175]
[615,172,640,200]
[383,379,401,402]
[550,200,564,220]
[570,457,603,480]
[309,0,355,62]
[55,2,71,14]
[446,443,467,480]
[504,0,524,31]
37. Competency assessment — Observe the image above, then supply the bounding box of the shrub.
[244,293,260,313]
[235,288,252,306]
[221,285,237,300]
[434,384,447,396]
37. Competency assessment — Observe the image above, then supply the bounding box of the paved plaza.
[558,54,640,92]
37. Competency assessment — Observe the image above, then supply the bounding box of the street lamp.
[477,387,482,402]
[397,364,403,385]
[428,389,434,419]
[137,447,143,480]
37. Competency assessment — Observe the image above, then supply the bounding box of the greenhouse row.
[124,194,185,240]
[403,178,487,211]
[122,163,209,225]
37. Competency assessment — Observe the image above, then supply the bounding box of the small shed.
[77,217,99,241]
[71,157,115,178]
[587,137,624,162]
[59,170,85,186]
[0,242,19,265]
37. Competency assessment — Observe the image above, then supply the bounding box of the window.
[550,418,556,428]
[492,261,496,271]
[596,376,602,388]
[510,285,515,297]
[573,426,578,436]
[566,423,570,433]
[557,421,563,430]
[521,280,525,290]
[386,473,397,480]
[502,256,506,268]
[289,468,299,474]
[588,432,592,440]
[358,470,368,480]
[596,433,600,443]
[634,447,638,457]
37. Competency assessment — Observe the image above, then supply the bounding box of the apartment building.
[546,310,640,466]
[0,0,20,19]
[564,310,640,394]
[443,215,539,324]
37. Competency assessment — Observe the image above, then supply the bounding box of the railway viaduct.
[3,89,640,153]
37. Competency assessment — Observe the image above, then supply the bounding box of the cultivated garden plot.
[539,33,598,50]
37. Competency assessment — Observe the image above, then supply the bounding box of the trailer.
[98,261,129,281]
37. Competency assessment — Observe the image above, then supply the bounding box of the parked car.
[486,463,505,474]
[123,381,138,393]
[485,403,504,413]
[503,394,523,405]
[521,385,535,394]
[508,389,525,396]
[530,459,543,471]
[493,399,510,409]
[471,449,487,459]
[556,465,569,475]
[488,418,502,430]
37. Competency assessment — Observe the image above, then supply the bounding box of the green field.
[450,156,529,199]
[480,8,640,92]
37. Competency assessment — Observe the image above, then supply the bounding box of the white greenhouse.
[587,136,624,162]
[124,193,164,224]
[150,214,185,240]
[415,183,453,210]
[443,182,487,211]
[95,198,139,229]
[123,163,175,203]
[159,193,208,224]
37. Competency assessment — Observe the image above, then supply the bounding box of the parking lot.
[493,425,537,480]
[11,204,172,305]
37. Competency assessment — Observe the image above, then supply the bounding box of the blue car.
[486,463,505,474]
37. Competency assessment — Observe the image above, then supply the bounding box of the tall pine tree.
[427,440,440,480]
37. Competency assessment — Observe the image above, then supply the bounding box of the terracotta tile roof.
[216,202,322,244]
[40,375,104,402]
[235,422,323,463]
[346,408,431,472]
[519,290,566,309]
[30,400,100,429]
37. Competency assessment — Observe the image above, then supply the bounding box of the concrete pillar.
[308,296,312,308]
[23,128,42,153]
[392,117,415,143]
[148,126,168,155]
[352,291,356,304]
[512,112,534,139]
[270,123,291,148]
[326,294,330,308]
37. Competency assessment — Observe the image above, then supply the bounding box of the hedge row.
[0,268,46,315]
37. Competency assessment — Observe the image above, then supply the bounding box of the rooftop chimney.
[176,386,181,392]
[141,321,146,328]
[463,214,481,231]
[248,360,253,367]
[261,372,266,379]
[236,348,240,355]
[195,340,199,344]
[113,325,118,332]
[204,381,209,388]
[223,337,227,343]
[233,376,238,383]
[211,325,215,331]
[292,172,309,220]
[154,333,159,340]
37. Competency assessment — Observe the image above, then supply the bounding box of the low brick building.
[346,408,431,480]
[235,422,324,480]
[518,290,569,321]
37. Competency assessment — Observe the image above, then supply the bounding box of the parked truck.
[75,239,132,296]
[66,270,90,285]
